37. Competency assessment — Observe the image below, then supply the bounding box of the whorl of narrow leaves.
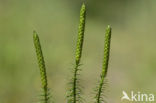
[95,25,111,103]
[67,3,86,103]
[33,31,49,103]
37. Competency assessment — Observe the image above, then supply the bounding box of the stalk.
[33,31,49,103]
[96,25,112,103]
[67,3,86,103]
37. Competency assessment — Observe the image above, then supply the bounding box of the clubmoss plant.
[95,26,112,103]
[67,3,86,103]
[33,3,112,103]
[33,31,50,103]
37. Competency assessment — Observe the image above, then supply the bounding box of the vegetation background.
[0,0,156,103]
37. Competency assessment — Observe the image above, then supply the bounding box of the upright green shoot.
[75,3,86,65]
[32,3,112,103]
[33,31,50,103]
[67,3,86,103]
[95,26,112,103]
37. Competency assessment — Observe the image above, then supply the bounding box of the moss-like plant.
[67,3,86,103]
[33,3,112,103]
[33,31,51,103]
[95,26,111,103]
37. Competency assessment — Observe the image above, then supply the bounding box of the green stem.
[96,25,111,103]
[72,3,86,103]
[33,31,48,103]
[73,65,79,103]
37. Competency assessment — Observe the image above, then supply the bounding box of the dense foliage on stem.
[67,3,86,103]
[33,3,112,103]
[95,26,112,103]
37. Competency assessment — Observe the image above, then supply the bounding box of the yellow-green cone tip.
[107,25,111,30]
[81,3,86,13]
[82,3,85,8]
[33,31,38,38]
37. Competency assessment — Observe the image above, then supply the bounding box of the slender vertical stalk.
[67,3,86,103]
[33,31,49,103]
[73,3,86,103]
[96,25,112,103]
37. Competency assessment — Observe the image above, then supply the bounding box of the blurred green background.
[0,0,156,103]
